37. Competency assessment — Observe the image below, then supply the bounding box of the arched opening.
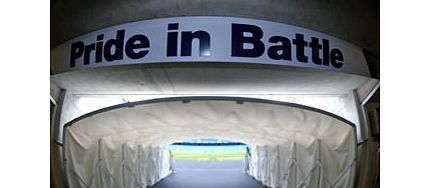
[166,138,249,161]
[150,138,258,188]
[63,97,357,188]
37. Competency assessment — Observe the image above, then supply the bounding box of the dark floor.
[151,160,263,188]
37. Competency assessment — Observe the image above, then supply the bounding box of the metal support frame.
[352,85,380,188]
[50,95,58,106]
[63,96,357,128]
[352,90,370,142]
[51,89,66,188]
[361,82,380,106]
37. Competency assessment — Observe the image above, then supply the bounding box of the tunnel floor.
[151,160,264,188]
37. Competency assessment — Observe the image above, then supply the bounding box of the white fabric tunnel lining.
[64,98,357,188]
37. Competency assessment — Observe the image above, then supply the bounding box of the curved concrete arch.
[51,0,379,57]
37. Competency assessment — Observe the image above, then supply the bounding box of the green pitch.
[172,151,246,161]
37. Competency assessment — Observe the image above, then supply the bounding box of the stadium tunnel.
[51,1,379,187]
[51,64,379,188]
[62,96,359,187]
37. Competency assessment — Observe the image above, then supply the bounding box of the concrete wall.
[51,0,379,57]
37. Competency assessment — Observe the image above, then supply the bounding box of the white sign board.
[51,16,370,76]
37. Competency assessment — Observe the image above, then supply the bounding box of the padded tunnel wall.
[65,136,172,188]
[247,141,356,188]
[63,97,357,188]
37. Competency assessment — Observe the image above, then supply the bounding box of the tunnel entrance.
[63,97,357,188]
[150,138,263,188]
[166,138,249,161]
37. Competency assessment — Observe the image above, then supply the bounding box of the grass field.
[172,151,246,161]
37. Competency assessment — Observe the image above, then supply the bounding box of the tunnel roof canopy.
[65,97,356,147]
[64,97,358,187]
[64,97,357,187]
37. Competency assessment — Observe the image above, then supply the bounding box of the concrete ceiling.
[51,0,379,57]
